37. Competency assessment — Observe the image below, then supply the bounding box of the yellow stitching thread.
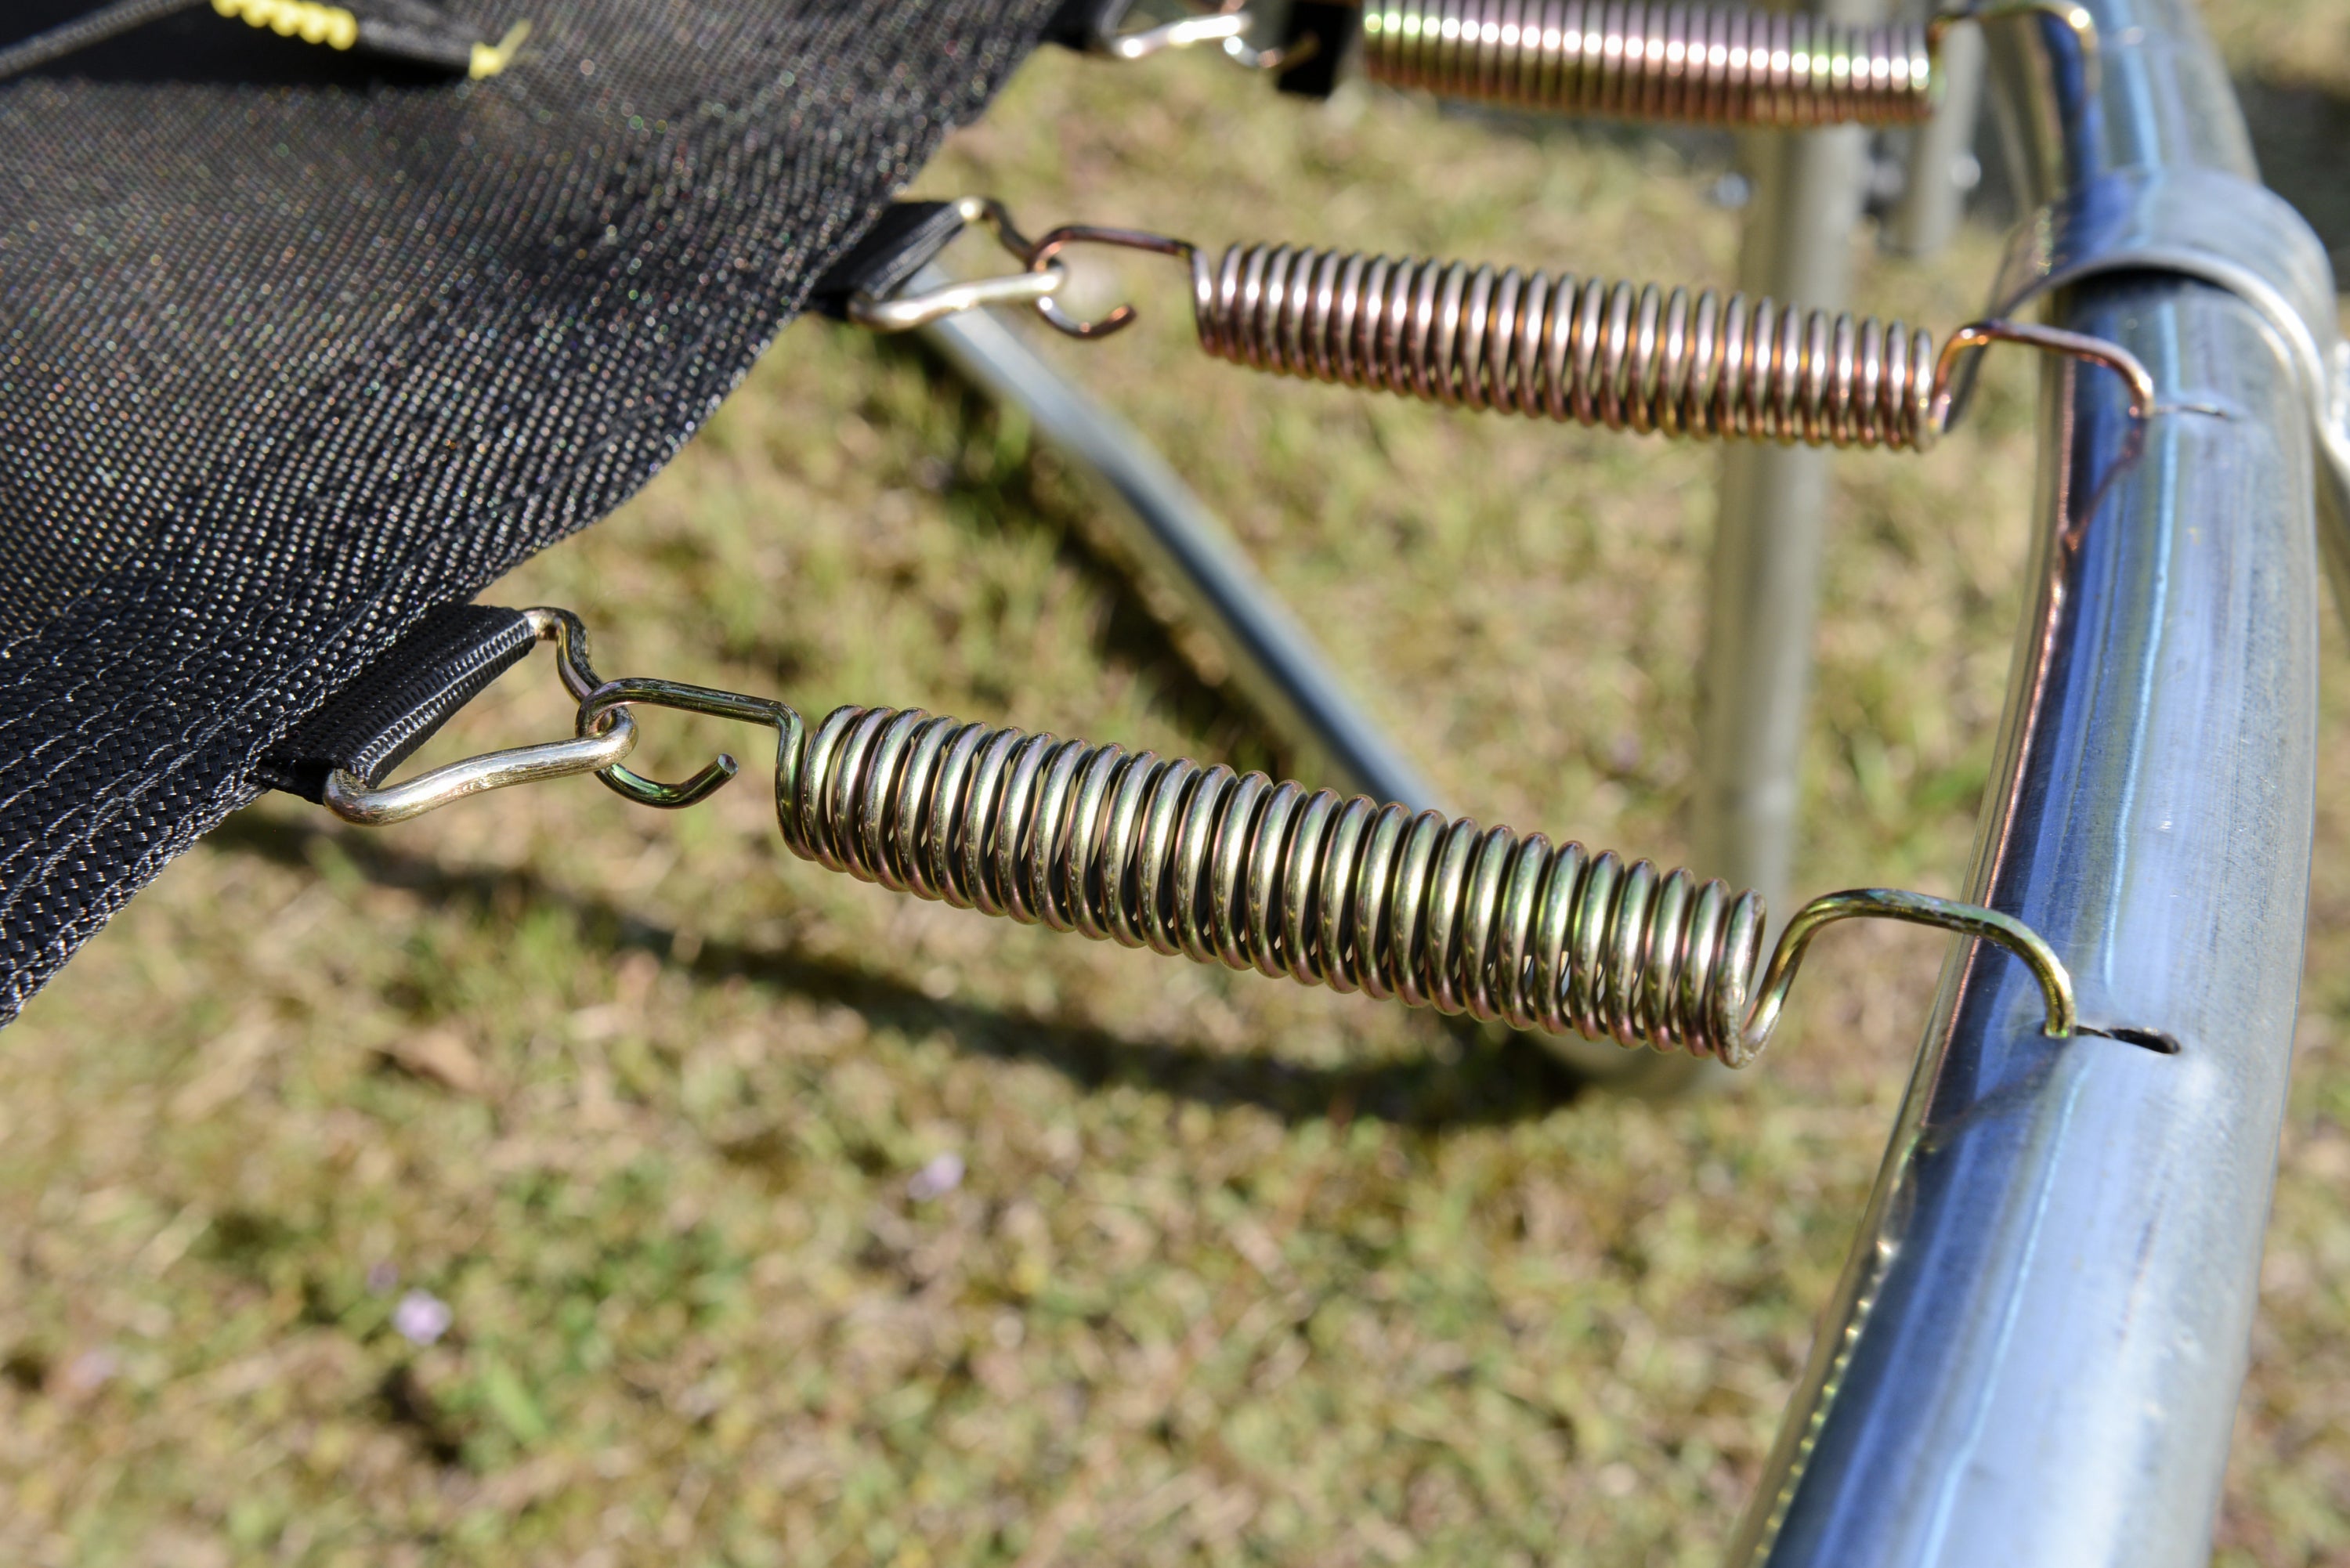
[212,0,359,51]
[468,20,531,79]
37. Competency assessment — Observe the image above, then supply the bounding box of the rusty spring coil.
[1361,0,1936,125]
[1190,241,1944,449]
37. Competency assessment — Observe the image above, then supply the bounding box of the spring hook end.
[1026,224,1198,339]
[1932,320,2157,435]
[599,750,741,811]
[317,607,637,826]
[575,675,800,810]
[1730,888,2077,1068]
[1038,297,1140,340]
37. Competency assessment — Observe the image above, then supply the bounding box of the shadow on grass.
[210,811,1591,1131]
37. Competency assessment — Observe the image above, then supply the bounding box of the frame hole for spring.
[2079,1024,2183,1057]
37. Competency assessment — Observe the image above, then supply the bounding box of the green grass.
[9,11,2350,1564]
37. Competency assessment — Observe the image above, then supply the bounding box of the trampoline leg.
[1696,0,1886,971]
[1884,5,1984,260]
[1682,0,1887,1093]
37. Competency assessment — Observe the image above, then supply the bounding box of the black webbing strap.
[1038,0,1135,51]
[804,201,971,319]
[351,0,491,75]
[257,605,536,802]
[1275,1,1352,96]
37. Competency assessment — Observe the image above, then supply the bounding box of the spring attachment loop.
[1077,0,1310,70]
[851,204,2154,449]
[558,675,2081,1068]
[1357,0,2095,127]
[1187,241,2153,450]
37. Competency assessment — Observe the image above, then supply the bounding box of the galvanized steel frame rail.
[1734,1,2339,1562]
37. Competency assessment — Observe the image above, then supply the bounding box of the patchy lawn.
[7,9,2349,1564]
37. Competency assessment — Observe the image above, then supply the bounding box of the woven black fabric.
[0,0,1059,1021]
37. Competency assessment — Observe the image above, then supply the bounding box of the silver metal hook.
[1929,2,2099,95]
[320,607,638,826]
[1931,320,2157,435]
[1024,223,1197,339]
[1083,2,1310,70]
[1093,8,1248,61]
[846,197,1067,333]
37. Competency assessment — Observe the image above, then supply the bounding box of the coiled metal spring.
[726,700,2066,1068]
[323,621,2084,1068]
[784,703,1776,1057]
[1193,241,1949,448]
[1362,0,1932,125]
[1355,0,2092,127]
[858,209,2158,453]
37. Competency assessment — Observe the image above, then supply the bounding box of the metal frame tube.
[914,285,1438,810]
[1691,0,1892,1097]
[1885,6,1983,258]
[1697,0,1889,931]
[1732,2,2327,1561]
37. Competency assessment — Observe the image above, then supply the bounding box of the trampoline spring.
[968,222,2156,450]
[1191,241,1956,447]
[1065,0,2091,128]
[1363,0,2102,127]
[1191,241,2155,450]
[1360,0,1941,125]
[548,677,2081,1068]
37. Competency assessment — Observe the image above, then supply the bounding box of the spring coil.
[1360,0,1934,125]
[1190,242,1940,450]
[779,703,1773,1062]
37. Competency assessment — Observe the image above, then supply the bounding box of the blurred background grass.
[6,4,2350,1563]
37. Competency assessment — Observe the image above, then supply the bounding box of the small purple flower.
[393,1289,453,1346]
[60,1348,117,1396]
[366,1261,399,1295]
[907,1151,964,1201]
